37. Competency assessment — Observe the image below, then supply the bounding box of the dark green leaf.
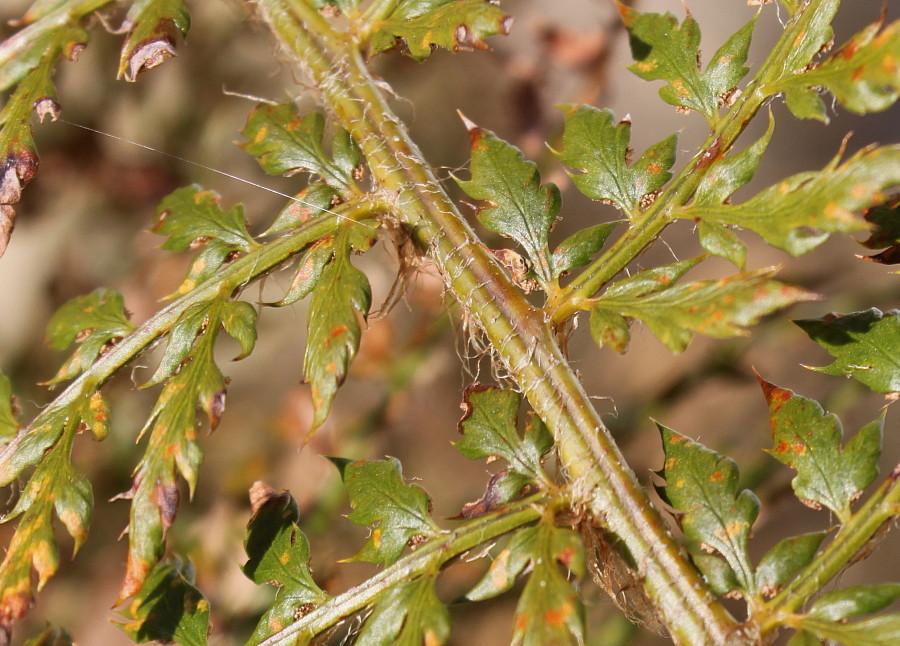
[809,584,900,622]
[674,145,900,256]
[557,105,677,217]
[304,231,371,433]
[113,558,209,646]
[117,0,190,82]
[367,0,510,61]
[756,531,828,595]
[859,197,900,265]
[760,378,883,518]
[691,553,740,596]
[794,309,900,394]
[355,575,450,646]
[43,288,134,384]
[456,126,559,285]
[243,484,328,644]
[551,221,619,277]
[455,385,551,489]
[618,5,755,122]
[241,105,356,189]
[767,0,839,85]
[797,614,900,646]
[335,457,440,566]
[656,423,758,593]
[590,264,816,353]
[775,17,900,121]
[142,301,211,388]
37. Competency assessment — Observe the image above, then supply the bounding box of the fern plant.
[0,1,898,645]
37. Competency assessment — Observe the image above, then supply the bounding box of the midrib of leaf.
[256,2,746,644]
[548,0,841,324]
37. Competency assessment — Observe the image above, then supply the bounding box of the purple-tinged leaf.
[113,558,209,646]
[656,423,758,594]
[355,575,450,646]
[756,531,828,596]
[117,0,190,82]
[557,105,677,217]
[366,0,511,61]
[457,125,559,285]
[617,4,755,122]
[43,288,134,385]
[760,378,883,518]
[332,457,440,566]
[242,483,328,644]
[794,309,900,395]
[674,144,900,256]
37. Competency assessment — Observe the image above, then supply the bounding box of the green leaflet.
[768,0,839,86]
[756,531,828,596]
[454,386,553,516]
[355,575,450,646]
[113,558,209,646]
[366,0,510,61]
[0,426,91,642]
[760,378,883,520]
[674,145,900,257]
[119,296,256,601]
[43,288,134,384]
[794,614,900,646]
[303,226,371,432]
[0,373,17,440]
[262,182,340,237]
[808,583,900,622]
[794,309,900,395]
[22,624,74,646]
[655,424,759,595]
[456,126,560,286]
[241,105,360,190]
[117,0,190,82]
[617,3,756,123]
[588,261,816,354]
[780,17,899,121]
[152,186,257,298]
[557,105,677,218]
[551,221,620,277]
[242,485,328,645]
[332,457,441,566]
[465,520,585,646]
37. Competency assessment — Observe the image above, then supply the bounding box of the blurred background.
[0,1,897,644]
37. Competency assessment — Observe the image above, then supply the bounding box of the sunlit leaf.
[43,288,134,384]
[769,0,839,85]
[557,105,677,217]
[589,263,816,354]
[760,378,883,518]
[674,145,900,256]
[794,309,900,395]
[455,386,552,495]
[617,4,755,122]
[117,0,189,82]
[655,423,758,594]
[332,457,440,566]
[304,230,371,433]
[797,614,900,646]
[756,531,827,596]
[263,183,340,237]
[243,484,328,644]
[113,558,209,646]
[241,105,358,190]
[367,0,510,61]
[456,126,559,285]
[355,575,450,646]
[775,17,900,122]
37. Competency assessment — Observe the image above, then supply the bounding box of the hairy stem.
[255,1,751,643]
[258,492,549,646]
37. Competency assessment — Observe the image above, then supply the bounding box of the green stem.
[759,465,900,634]
[548,0,834,325]
[257,492,548,646]
[256,2,750,643]
[0,201,378,485]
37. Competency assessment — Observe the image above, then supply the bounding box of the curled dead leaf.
[123,38,177,82]
[0,206,14,259]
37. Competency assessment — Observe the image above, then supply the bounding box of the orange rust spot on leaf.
[774,440,791,454]
[253,126,268,143]
[647,161,662,174]
[545,601,574,626]
[323,324,349,348]
[709,470,725,483]
[792,442,807,456]
[372,528,382,548]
